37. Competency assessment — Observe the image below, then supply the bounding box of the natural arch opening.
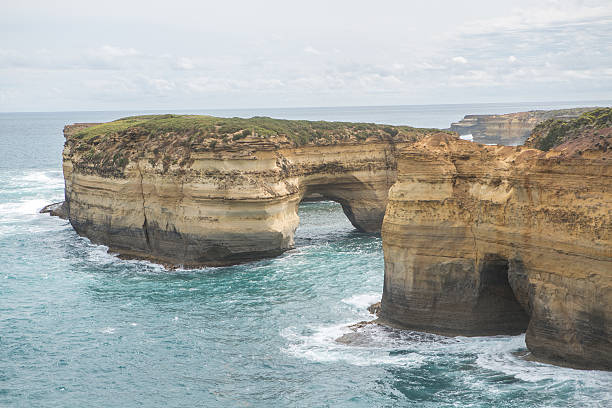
[294,199,355,238]
[300,179,388,234]
[476,254,530,334]
[299,193,373,233]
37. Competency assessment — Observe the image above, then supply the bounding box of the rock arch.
[299,172,391,233]
[63,140,401,267]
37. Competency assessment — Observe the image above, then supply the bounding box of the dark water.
[1,104,611,407]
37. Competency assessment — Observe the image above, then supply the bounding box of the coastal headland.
[449,107,597,145]
[56,109,611,370]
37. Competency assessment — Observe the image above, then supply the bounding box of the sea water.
[1,103,611,407]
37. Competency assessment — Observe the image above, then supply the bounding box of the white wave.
[0,198,51,217]
[282,323,426,367]
[341,292,380,313]
[0,170,64,193]
[81,241,120,265]
[472,334,612,386]
[20,170,64,186]
[101,327,116,334]
[123,257,169,272]
[460,133,474,141]
[283,307,612,400]
[74,236,171,272]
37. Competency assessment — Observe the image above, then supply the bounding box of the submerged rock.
[40,201,68,219]
[335,319,454,347]
[367,301,381,316]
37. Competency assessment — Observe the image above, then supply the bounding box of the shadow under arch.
[298,173,392,234]
[475,254,530,335]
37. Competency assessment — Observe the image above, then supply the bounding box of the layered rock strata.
[380,131,611,370]
[449,107,596,145]
[61,115,444,266]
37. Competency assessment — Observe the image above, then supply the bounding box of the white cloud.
[458,1,612,35]
[303,46,321,55]
[93,45,140,58]
[148,78,175,92]
[449,70,499,87]
[176,57,195,70]
[1,0,612,110]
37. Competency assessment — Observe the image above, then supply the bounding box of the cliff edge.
[381,112,611,370]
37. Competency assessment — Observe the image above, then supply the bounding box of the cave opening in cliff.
[477,254,530,334]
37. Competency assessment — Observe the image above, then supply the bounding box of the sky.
[1,0,611,111]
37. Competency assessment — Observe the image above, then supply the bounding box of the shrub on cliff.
[70,115,443,147]
[526,107,612,151]
[64,114,450,177]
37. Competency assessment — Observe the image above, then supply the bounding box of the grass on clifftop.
[527,107,612,151]
[71,114,443,146]
[66,114,450,177]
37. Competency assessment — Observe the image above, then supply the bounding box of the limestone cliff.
[449,107,596,145]
[380,128,611,370]
[61,115,446,267]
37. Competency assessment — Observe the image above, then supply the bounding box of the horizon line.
[1,99,611,115]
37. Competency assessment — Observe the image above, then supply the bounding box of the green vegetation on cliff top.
[70,114,445,146]
[526,107,612,151]
[66,114,450,177]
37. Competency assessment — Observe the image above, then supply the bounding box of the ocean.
[1,102,611,407]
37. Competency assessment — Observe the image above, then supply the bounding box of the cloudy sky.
[1,0,611,111]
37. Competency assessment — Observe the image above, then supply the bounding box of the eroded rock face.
[380,133,611,370]
[61,117,444,267]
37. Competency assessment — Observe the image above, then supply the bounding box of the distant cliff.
[525,107,612,151]
[449,107,597,145]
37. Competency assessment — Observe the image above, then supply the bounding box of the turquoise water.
[1,105,611,407]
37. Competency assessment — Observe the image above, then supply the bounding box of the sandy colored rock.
[380,132,611,370]
[60,116,446,267]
